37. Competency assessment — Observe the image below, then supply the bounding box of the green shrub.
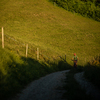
[95,6,100,21]
[49,0,100,21]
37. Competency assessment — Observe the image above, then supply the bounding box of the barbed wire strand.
[2,32,99,64]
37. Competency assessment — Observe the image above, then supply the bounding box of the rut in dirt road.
[74,72,100,100]
[12,70,70,100]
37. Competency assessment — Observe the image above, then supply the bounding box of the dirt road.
[12,70,70,100]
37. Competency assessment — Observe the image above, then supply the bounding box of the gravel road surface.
[12,70,70,100]
[74,72,100,100]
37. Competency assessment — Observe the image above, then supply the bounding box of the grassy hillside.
[0,47,70,99]
[0,0,100,99]
[0,0,100,66]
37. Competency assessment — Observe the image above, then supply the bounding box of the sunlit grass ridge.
[0,0,100,65]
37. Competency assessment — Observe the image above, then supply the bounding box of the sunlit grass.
[0,0,100,99]
[0,0,100,66]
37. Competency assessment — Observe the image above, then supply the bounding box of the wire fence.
[1,27,99,66]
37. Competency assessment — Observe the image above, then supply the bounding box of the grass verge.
[63,67,95,100]
[84,55,100,90]
[0,47,71,100]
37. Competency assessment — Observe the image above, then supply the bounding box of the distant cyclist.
[71,53,79,68]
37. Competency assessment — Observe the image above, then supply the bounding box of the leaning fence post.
[26,44,28,57]
[65,55,66,62]
[37,48,39,60]
[2,27,4,48]
[85,58,86,64]
[54,2,56,6]
[98,54,99,61]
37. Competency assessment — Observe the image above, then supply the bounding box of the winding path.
[74,72,100,100]
[12,70,70,100]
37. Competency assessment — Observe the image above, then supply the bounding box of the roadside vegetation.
[84,55,100,90]
[63,56,100,100]
[63,67,95,100]
[0,47,71,100]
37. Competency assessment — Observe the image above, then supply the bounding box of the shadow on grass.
[1,50,100,100]
[84,56,100,90]
[63,66,95,100]
[63,56,100,100]
[0,55,72,100]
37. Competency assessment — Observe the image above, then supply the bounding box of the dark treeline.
[49,0,100,21]
[81,0,100,3]
[81,0,100,6]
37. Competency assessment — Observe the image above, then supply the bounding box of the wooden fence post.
[2,27,4,48]
[26,44,28,57]
[65,55,66,62]
[85,58,86,64]
[98,54,99,61]
[54,2,56,6]
[37,48,39,60]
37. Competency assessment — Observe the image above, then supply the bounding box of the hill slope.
[0,0,100,65]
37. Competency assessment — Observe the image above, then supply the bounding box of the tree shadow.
[0,55,72,100]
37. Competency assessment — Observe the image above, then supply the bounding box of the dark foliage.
[49,0,100,21]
